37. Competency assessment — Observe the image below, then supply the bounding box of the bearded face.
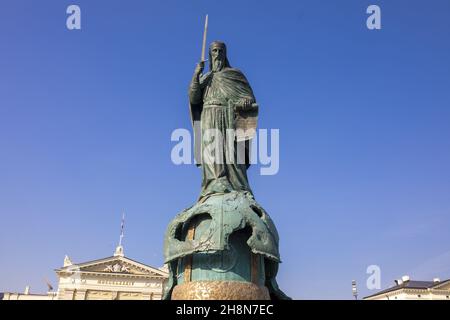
[210,46,225,72]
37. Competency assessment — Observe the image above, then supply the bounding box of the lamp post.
[352,280,358,300]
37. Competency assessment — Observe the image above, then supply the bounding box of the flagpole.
[119,212,125,247]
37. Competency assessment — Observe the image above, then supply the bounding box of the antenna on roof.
[44,277,54,291]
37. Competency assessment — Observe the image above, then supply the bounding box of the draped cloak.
[189,67,258,200]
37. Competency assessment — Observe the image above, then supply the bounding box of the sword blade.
[201,14,208,62]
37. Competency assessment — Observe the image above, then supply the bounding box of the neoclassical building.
[2,245,168,300]
[364,275,450,300]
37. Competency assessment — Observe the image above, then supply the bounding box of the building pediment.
[57,256,168,278]
[432,280,450,291]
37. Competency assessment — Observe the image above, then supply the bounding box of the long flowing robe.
[189,67,257,200]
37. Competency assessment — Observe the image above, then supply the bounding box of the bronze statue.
[189,41,258,200]
[163,21,290,299]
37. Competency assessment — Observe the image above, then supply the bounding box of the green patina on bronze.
[189,41,258,200]
[163,41,290,300]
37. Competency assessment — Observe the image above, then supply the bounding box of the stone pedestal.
[172,281,269,300]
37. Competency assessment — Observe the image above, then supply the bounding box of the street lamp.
[352,280,358,300]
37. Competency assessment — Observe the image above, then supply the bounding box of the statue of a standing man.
[163,40,290,301]
[189,41,258,200]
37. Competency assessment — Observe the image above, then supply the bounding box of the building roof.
[364,279,450,299]
[55,254,169,278]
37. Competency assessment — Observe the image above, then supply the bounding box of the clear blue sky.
[1,0,450,299]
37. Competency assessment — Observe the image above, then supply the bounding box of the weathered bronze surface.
[189,41,258,200]
[163,40,290,300]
